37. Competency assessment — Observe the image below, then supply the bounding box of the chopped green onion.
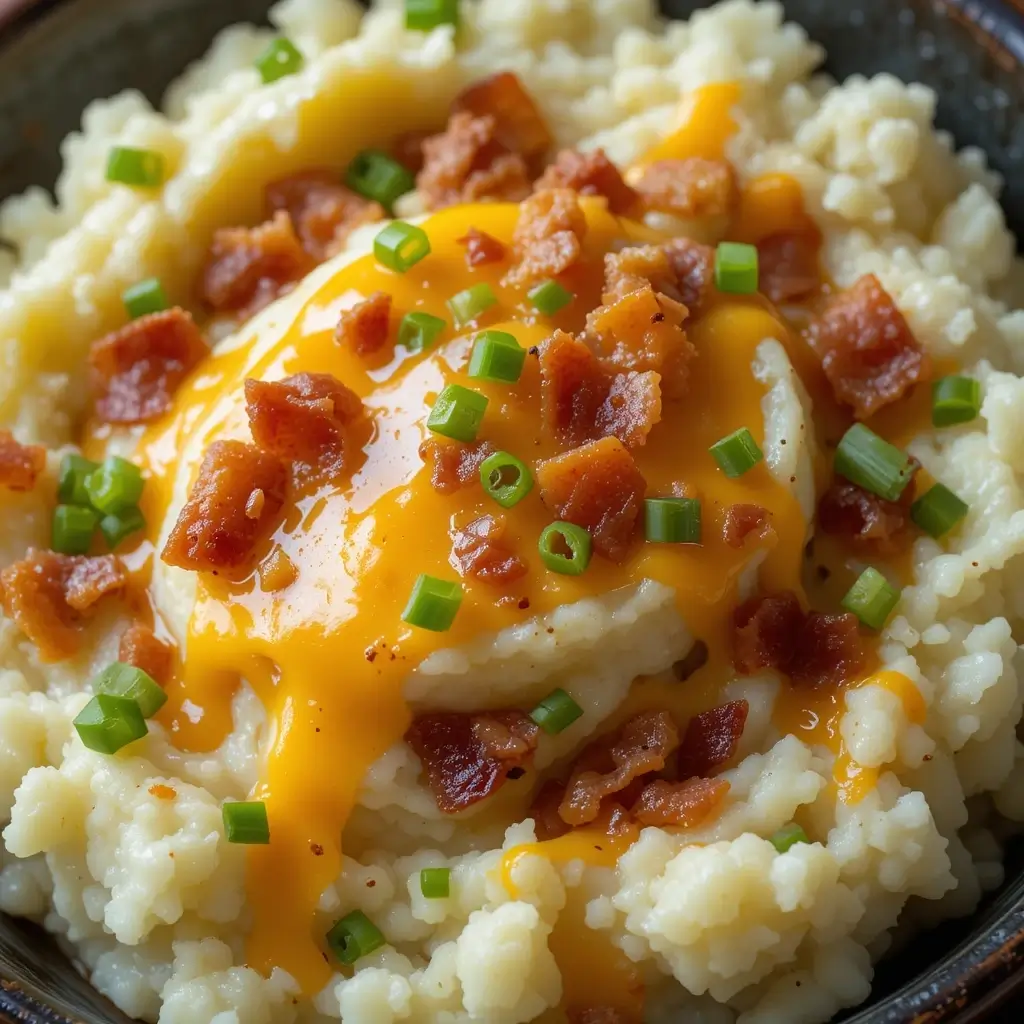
[714,241,759,295]
[538,522,591,576]
[73,694,147,754]
[834,423,914,502]
[420,867,451,899]
[345,150,415,212]
[479,451,533,508]
[95,662,167,718]
[406,0,460,30]
[402,574,463,632]
[770,823,808,853]
[122,278,168,320]
[426,384,488,442]
[447,283,497,327]
[85,456,145,515]
[932,375,981,427]
[398,311,446,353]
[841,567,900,630]
[222,801,270,844]
[911,483,969,539]
[57,454,99,507]
[100,507,146,550]
[644,497,701,544]
[52,505,98,555]
[527,280,574,316]
[467,330,526,384]
[327,910,386,965]
[529,688,583,735]
[106,147,165,188]
[374,221,431,273]
[709,428,763,478]
[255,37,304,84]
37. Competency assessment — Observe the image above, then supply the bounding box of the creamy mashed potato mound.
[0,2,1022,1023]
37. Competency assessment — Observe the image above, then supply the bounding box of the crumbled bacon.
[677,700,749,779]
[265,170,384,261]
[559,711,679,826]
[602,239,714,319]
[791,612,865,688]
[537,436,646,562]
[0,431,45,492]
[0,551,126,661]
[334,291,392,356]
[758,229,821,304]
[161,440,287,572]
[406,711,539,813]
[456,227,506,268]
[90,309,207,424]
[632,777,730,827]
[535,149,638,215]
[596,370,663,449]
[723,504,772,548]
[805,273,930,420]
[391,129,432,174]
[633,158,736,220]
[419,437,495,494]
[245,372,363,478]
[119,623,173,686]
[530,778,571,841]
[818,478,914,554]
[200,210,313,317]
[663,238,716,316]
[450,514,527,584]
[503,188,587,290]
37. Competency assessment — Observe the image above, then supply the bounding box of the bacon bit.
[633,158,736,219]
[119,623,173,686]
[806,274,930,420]
[265,170,384,261]
[245,372,363,478]
[161,440,287,572]
[791,612,865,688]
[260,546,298,593]
[0,551,126,661]
[334,291,392,357]
[245,489,265,520]
[597,370,662,449]
[723,504,773,548]
[310,841,325,856]
[419,437,495,494]
[537,436,646,562]
[503,188,587,290]
[456,227,506,268]
[535,149,638,215]
[452,71,553,170]
[0,431,45,492]
[200,211,313,317]
[559,711,679,826]
[418,112,531,210]
[530,778,571,841]
[90,308,207,424]
[632,777,730,827]
[677,700,749,778]
[818,478,914,554]
[758,229,822,304]
[406,711,540,813]
[450,514,527,585]
[663,238,716,317]
[391,129,432,174]
[148,784,176,801]
[601,240,715,322]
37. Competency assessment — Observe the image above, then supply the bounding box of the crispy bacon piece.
[406,711,539,813]
[677,700,749,779]
[758,229,822,304]
[0,431,45,492]
[161,440,287,572]
[244,372,363,478]
[90,308,207,424]
[632,777,730,827]
[806,273,930,420]
[334,291,392,357]
[596,370,663,449]
[633,158,736,219]
[818,478,914,554]
[603,240,714,319]
[456,228,506,268]
[792,612,865,688]
[119,623,173,686]
[723,504,773,548]
[503,188,587,290]
[265,170,384,261]
[559,711,679,826]
[418,112,531,210]
[530,778,571,841]
[535,149,638,215]
[664,238,716,316]
[0,551,126,661]
[537,436,646,562]
[450,514,527,584]
[419,437,495,494]
[391,129,432,174]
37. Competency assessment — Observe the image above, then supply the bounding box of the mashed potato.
[0,2,1022,1023]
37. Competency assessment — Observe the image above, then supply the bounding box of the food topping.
[677,699,749,778]
[722,503,772,548]
[631,777,730,827]
[633,157,736,219]
[419,437,496,494]
[449,514,528,584]
[457,227,506,267]
[503,188,587,289]
[333,291,393,356]
[119,623,174,688]
[535,148,638,214]
[757,228,822,303]
[818,479,913,554]
[0,431,45,492]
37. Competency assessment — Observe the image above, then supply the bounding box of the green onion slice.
[644,497,701,544]
[447,283,497,327]
[222,801,270,844]
[834,423,914,502]
[467,330,526,384]
[398,311,446,353]
[715,241,759,295]
[123,278,169,320]
[841,567,900,630]
[374,221,431,273]
[530,688,584,735]
[420,867,451,899]
[95,662,167,718]
[73,694,147,755]
[406,0,460,31]
[426,384,488,442]
[479,451,533,508]
[327,910,386,965]
[106,147,165,188]
[770,823,808,853]
[527,280,574,316]
[100,507,146,551]
[911,483,969,539]
[402,574,463,632]
[345,150,415,212]
[932,375,981,428]
[85,456,145,515]
[255,37,304,84]
[538,521,592,576]
[57,454,99,507]
[52,505,98,555]
[709,428,763,478]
